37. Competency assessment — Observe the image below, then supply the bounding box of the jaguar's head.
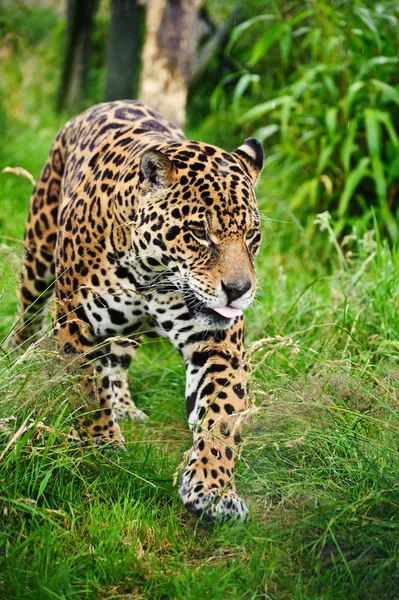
[133,138,263,329]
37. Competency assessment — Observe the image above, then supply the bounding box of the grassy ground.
[1,6,399,599]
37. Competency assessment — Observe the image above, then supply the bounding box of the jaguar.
[9,100,263,522]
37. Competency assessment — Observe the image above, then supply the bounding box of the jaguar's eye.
[246,228,258,240]
[191,228,207,241]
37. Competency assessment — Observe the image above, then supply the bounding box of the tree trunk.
[138,0,203,128]
[104,0,142,102]
[56,0,98,112]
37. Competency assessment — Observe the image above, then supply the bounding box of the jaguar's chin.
[194,306,235,330]
[183,286,241,330]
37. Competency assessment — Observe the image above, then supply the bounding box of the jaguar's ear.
[139,149,175,191]
[232,138,264,185]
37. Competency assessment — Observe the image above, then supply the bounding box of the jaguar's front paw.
[179,466,248,523]
[180,483,248,523]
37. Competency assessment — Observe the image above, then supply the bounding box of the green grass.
[2,121,399,598]
[1,5,399,598]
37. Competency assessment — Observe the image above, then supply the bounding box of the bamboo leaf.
[323,75,339,101]
[287,9,314,28]
[371,79,399,106]
[386,154,399,183]
[338,158,370,217]
[250,23,283,66]
[317,138,336,175]
[232,74,260,111]
[372,158,399,239]
[226,15,276,55]
[376,111,399,149]
[357,56,398,80]
[290,179,317,210]
[345,81,365,116]
[280,96,293,139]
[238,95,295,124]
[309,177,319,207]
[279,26,292,68]
[364,109,382,158]
[355,7,382,50]
[253,125,279,143]
[371,157,387,204]
[341,121,358,174]
[210,72,244,111]
[325,107,338,139]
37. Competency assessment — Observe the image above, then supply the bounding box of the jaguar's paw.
[179,479,248,523]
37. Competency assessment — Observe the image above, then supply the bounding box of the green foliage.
[0,2,58,46]
[215,0,399,240]
[0,2,64,135]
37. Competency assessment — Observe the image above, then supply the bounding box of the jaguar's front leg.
[179,319,250,522]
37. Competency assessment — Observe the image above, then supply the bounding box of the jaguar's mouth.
[183,286,243,325]
[212,306,243,319]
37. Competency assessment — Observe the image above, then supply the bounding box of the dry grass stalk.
[2,166,36,186]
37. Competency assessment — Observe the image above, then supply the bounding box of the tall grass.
[2,184,399,597]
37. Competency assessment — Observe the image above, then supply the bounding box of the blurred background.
[1,0,399,247]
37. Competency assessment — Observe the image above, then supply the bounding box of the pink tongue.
[212,306,243,319]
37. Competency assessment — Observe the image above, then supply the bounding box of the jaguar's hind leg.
[9,130,67,349]
[107,341,149,422]
[53,308,126,448]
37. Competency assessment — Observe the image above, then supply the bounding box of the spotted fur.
[10,101,263,522]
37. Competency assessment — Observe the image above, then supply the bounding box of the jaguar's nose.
[221,280,252,304]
